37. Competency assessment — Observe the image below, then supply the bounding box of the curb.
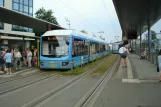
[0,68,35,77]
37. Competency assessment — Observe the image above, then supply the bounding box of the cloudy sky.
[34,0,161,42]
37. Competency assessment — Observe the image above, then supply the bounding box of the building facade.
[0,0,35,52]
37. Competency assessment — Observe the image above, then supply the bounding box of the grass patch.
[60,54,112,76]
[92,54,118,75]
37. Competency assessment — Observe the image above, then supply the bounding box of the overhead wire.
[101,0,118,37]
[57,0,101,31]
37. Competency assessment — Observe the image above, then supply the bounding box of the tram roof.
[42,30,107,43]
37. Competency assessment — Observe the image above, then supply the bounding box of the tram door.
[37,39,40,67]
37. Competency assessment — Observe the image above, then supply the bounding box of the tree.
[80,30,88,34]
[35,7,59,25]
[151,30,156,40]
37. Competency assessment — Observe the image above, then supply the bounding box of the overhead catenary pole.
[65,18,70,29]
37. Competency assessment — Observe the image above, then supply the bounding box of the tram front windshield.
[42,36,69,57]
[113,44,119,50]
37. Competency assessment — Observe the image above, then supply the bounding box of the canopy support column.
[140,26,142,56]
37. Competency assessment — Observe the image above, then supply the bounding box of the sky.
[34,0,161,43]
[34,0,122,43]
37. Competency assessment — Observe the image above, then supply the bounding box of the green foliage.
[35,7,59,25]
[151,30,156,40]
[93,54,118,74]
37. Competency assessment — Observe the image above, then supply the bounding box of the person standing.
[157,50,161,82]
[27,48,32,68]
[119,45,128,68]
[14,49,22,70]
[33,48,37,67]
[4,49,12,74]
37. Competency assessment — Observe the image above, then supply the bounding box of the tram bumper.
[40,60,72,69]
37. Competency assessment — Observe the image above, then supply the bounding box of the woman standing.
[157,50,161,82]
[119,45,128,68]
[4,49,12,74]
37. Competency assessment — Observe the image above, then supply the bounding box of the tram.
[40,30,109,69]
[112,42,121,54]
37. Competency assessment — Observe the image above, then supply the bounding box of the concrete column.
[2,40,8,44]
[140,27,142,56]
[25,41,30,49]
[135,39,137,54]
[148,22,151,61]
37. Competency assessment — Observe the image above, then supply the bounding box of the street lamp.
[65,18,70,29]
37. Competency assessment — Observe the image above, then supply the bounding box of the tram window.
[72,38,88,57]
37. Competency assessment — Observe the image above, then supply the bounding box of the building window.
[20,0,23,4]
[20,4,23,12]
[13,0,19,3]
[29,7,32,14]
[24,5,28,12]
[29,28,33,32]
[12,0,33,32]
[13,2,19,10]
[12,25,20,31]
[0,22,4,30]
[0,0,4,6]
[24,0,29,5]
[29,0,32,6]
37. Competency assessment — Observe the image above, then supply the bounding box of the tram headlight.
[62,62,69,66]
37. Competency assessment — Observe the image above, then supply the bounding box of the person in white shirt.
[14,49,22,70]
[119,45,128,68]
[27,48,32,68]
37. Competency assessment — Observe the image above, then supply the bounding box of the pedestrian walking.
[157,50,161,82]
[119,44,128,68]
[27,48,32,68]
[14,49,22,70]
[4,49,12,74]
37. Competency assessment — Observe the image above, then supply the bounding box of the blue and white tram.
[112,42,121,54]
[40,30,109,69]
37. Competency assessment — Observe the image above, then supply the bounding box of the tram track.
[21,55,111,107]
[74,56,120,107]
[0,72,58,97]
[0,69,41,85]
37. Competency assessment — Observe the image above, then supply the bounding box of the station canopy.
[0,6,65,33]
[113,0,161,39]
